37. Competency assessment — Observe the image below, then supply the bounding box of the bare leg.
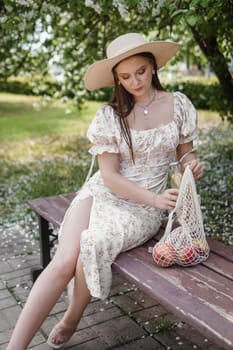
[47,257,91,346]
[7,197,93,350]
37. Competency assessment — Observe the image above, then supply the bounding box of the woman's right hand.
[154,189,179,210]
[98,152,179,209]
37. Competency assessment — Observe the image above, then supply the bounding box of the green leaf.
[200,0,210,8]
[208,8,217,19]
[186,15,197,26]
[166,2,177,12]
[170,9,188,19]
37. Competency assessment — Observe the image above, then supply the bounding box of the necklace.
[135,90,156,118]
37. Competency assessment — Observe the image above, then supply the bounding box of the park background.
[0,1,233,349]
[1,0,233,249]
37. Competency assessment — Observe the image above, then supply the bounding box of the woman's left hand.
[182,159,204,180]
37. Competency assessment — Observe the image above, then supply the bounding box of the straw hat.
[84,33,180,91]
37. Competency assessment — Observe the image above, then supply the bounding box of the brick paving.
[0,222,224,350]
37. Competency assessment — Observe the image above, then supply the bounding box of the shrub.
[0,79,33,95]
[1,76,231,119]
[0,78,61,97]
[164,78,230,120]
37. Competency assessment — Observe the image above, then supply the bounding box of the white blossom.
[59,11,72,27]
[10,48,17,54]
[0,16,8,24]
[65,108,72,114]
[84,0,101,14]
[158,0,166,6]
[113,0,128,17]
[5,5,13,12]
[5,58,12,65]
[69,20,77,28]
[15,0,33,6]
[43,3,60,14]
[137,0,150,13]
[25,11,35,20]
[152,7,161,17]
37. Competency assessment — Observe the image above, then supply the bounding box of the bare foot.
[47,320,76,348]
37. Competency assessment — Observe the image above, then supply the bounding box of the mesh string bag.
[152,166,210,267]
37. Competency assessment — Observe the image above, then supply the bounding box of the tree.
[160,0,233,120]
[0,0,232,120]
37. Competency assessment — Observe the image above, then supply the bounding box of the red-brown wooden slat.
[208,239,233,262]
[28,194,73,224]
[60,193,76,203]
[131,246,233,312]
[143,238,233,279]
[178,263,233,297]
[28,198,65,227]
[113,252,233,350]
[133,247,233,298]
[28,193,76,225]
[46,195,73,215]
[202,252,233,280]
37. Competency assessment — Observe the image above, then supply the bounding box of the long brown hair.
[109,52,165,161]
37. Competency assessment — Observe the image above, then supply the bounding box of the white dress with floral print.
[60,92,197,300]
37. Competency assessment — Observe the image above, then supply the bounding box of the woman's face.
[115,55,154,101]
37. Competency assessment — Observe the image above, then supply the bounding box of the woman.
[7,33,203,349]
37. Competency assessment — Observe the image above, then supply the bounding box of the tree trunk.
[191,27,233,118]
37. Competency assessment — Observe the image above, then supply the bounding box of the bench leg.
[31,215,54,282]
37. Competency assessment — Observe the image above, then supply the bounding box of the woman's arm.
[98,152,178,210]
[176,141,204,180]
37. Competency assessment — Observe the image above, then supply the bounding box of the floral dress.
[60,91,197,300]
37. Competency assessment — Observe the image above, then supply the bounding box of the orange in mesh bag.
[152,166,210,267]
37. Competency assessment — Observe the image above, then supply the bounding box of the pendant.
[144,109,148,116]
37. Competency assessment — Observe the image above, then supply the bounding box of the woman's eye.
[121,75,129,80]
[138,69,145,75]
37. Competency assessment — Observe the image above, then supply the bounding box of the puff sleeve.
[174,92,198,144]
[87,105,121,156]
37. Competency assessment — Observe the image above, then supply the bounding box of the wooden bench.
[28,193,233,350]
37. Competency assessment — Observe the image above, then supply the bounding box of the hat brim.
[84,41,180,91]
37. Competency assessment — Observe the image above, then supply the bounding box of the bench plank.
[29,197,68,227]
[113,249,233,350]
[208,239,233,262]
[140,242,233,292]
[144,238,233,280]
[132,246,233,309]
[202,253,233,280]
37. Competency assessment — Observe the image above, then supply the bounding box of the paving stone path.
[0,222,224,350]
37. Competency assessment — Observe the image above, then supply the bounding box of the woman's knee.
[49,254,77,279]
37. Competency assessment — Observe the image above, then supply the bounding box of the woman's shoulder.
[97,103,115,115]
[95,104,118,121]
[172,91,197,127]
[156,90,187,104]
[173,91,193,104]
[92,104,120,130]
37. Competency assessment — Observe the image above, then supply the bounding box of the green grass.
[0,93,101,143]
[0,93,232,245]
[0,93,101,163]
[148,318,174,333]
[0,93,101,223]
